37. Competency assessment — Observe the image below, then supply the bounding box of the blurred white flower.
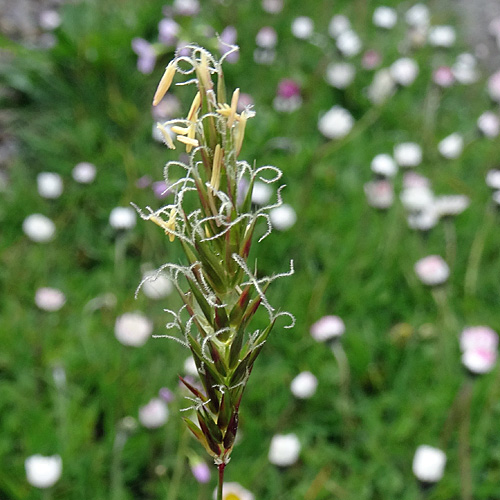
[318,106,354,139]
[256,26,277,48]
[428,26,456,47]
[37,172,63,199]
[364,180,394,209]
[184,356,199,377]
[407,208,439,231]
[489,70,500,102]
[337,30,362,57]
[291,17,314,40]
[390,58,419,86]
[477,111,500,137]
[109,206,137,230]
[400,186,434,212]
[367,69,396,104]
[268,433,301,467]
[328,15,351,39]
[25,454,62,489]
[486,169,500,189]
[290,371,318,399]
[405,4,430,27]
[23,214,56,243]
[261,0,283,14]
[403,171,430,190]
[438,133,463,159]
[434,195,469,218]
[460,326,498,374]
[35,287,66,312]
[39,10,61,30]
[214,482,255,500]
[139,398,169,428]
[173,0,199,16]
[141,271,173,300]
[493,190,500,206]
[453,53,479,85]
[373,7,397,29]
[462,349,498,374]
[269,204,297,230]
[325,62,356,89]
[72,162,96,183]
[394,142,422,168]
[251,181,273,206]
[412,445,446,483]
[414,256,449,286]
[371,154,397,177]
[115,312,153,347]
[460,326,498,353]
[310,315,345,342]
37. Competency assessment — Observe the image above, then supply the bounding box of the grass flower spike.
[135,45,293,494]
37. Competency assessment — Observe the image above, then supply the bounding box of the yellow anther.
[216,104,232,119]
[171,125,189,135]
[177,135,199,153]
[187,92,201,122]
[227,88,240,128]
[210,144,222,191]
[156,123,176,150]
[153,60,176,106]
[150,209,177,242]
[198,51,212,90]
[234,112,248,156]
[166,208,177,242]
[187,122,196,141]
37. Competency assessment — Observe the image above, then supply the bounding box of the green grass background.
[1,0,500,498]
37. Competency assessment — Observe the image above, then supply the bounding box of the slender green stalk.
[331,341,354,433]
[458,379,474,500]
[443,218,457,270]
[110,430,127,500]
[464,204,495,297]
[217,464,225,500]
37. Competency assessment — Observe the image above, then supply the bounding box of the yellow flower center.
[225,494,241,500]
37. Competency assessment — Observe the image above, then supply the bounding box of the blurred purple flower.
[433,66,454,87]
[274,79,301,112]
[152,94,181,120]
[256,26,278,48]
[277,79,300,99]
[136,175,152,189]
[219,26,239,63]
[488,70,500,102]
[176,40,191,57]
[152,180,171,199]
[237,178,250,207]
[132,38,156,74]
[158,18,180,46]
[362,49,381,70]
[158,387,174,403]
[237,92,254,113]
[191,462,211,483]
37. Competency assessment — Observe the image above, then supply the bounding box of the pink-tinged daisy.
[414,256,449,286]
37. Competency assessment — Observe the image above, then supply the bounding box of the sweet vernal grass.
[134,45,294,496]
